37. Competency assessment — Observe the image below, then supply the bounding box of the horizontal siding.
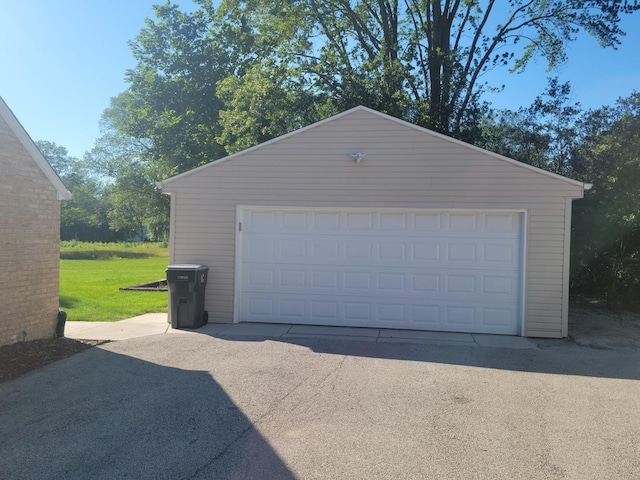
[175,169,575,181]
[527,265,563,274]
[527,297,563,307]
[168,109,581,336]
[528,303,563,313]
[176,173,578,192]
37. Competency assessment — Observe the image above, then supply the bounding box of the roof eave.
[0,96,72,201]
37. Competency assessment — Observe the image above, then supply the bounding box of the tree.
[60,176,116,242]
[216,61,324,154]
[482,78,582,175]
[98,0,639,256]
[89,116,170,241]
[106,163,170,241]
[36,141,118,241]
[37,140,75,177]
[111,0,639,165]
[219,0,639,140]
[570,93,640,307]
[480,89,640,309]
[110,2,229,176]
[92,3,229,241]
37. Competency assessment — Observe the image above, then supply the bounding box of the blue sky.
[1,1,639,160]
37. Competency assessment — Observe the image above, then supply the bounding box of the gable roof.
[158,105,592,191]
[0,96,72,200]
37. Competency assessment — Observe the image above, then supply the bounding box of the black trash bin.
[166,264,209,329]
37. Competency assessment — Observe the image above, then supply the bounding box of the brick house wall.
[0,107,65,346]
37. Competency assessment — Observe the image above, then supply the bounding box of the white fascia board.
[0,96,72,200]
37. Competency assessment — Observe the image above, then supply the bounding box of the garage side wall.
[165,110,582,337]
[0,115,61,346]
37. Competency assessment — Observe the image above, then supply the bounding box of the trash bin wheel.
[203,311,209,325]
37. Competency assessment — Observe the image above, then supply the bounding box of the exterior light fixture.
[350,152,366,163]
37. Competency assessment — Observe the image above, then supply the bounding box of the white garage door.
[236,207,524,335]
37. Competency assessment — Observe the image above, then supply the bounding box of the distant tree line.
[41,0,640,308]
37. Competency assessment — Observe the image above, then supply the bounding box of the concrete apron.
[65,313,537,349]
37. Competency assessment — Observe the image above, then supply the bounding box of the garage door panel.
[446,243,477,262]
[311,240,339,259]
[482,276,516,295]
[282,211,307,228]
[411,274,440,292]
[245,235,520,270]
[244,210,522,236]
[446,306,476,326]
[240,292,520,333]
[239,208,523,335]
[281,238,308,258]
[448,213,478,232]
[483,243,516,264]
[446,274,475,293]
[484,213,518,232]
[410,305,440,325]
[242,264,520,303]
[481,307,515,328]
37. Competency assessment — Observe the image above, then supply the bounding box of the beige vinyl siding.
[163,108,584,337]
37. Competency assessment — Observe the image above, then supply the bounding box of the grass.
[60,242,169,322]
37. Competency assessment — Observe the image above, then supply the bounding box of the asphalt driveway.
[1,330,639,479]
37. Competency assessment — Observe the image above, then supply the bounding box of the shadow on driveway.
[190,328,640,381]
[0,347,295,480]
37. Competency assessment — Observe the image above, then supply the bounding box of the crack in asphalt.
[187,355,348,479]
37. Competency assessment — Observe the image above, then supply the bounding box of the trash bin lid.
[166,264,208,271]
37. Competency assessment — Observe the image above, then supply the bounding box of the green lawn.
[60,242,169,322]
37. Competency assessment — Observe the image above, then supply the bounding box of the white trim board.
[0,96,71,200]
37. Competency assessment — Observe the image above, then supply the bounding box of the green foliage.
[111,2,228,175]
[37,141,123,242]
[60,242,169,321]
[105,163,170,241]
[217,0,638,139]
[61,179,116,242]
[37,140,74,177]
[216,61,323,154]
[87,3,233,241]
[482,78,582,175]
[482,89,640,309]
[570,93,640,308]
[105,0,639,174]
[74,1,640,310]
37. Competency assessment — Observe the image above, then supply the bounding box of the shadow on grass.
[59,295,80,309]
[61,250,153,260]
[0,347,295,479]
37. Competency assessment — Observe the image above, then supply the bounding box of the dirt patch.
[569,305,640,350]
[0,338,108,383]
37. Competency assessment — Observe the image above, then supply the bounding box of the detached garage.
[158,106,590,338]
